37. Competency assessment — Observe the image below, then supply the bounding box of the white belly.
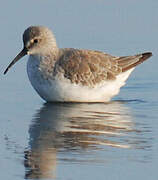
[27,56,134,102]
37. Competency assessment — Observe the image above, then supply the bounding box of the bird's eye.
[34,39,38,43]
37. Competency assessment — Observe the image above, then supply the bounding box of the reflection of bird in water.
[24,102,148,179]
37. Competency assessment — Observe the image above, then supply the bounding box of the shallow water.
[1,0,158,180]
[1,100,157,180]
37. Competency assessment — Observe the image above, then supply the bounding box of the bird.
[4,26,152,102]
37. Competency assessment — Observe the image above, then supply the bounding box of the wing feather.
[54,49,152,87]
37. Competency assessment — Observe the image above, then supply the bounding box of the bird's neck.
[32,46,59,62]
[28,48,59,76]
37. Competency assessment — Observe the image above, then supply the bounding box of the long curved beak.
[4,47,28,75]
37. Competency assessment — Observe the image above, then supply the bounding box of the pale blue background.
[0,0,158,180]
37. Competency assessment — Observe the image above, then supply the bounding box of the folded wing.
[54,48,152,87]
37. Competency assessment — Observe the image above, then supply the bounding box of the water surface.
[0,0,158,180]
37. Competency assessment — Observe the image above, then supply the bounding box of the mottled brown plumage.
[54,48,152,87]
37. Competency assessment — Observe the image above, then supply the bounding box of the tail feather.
[117,52,152,72]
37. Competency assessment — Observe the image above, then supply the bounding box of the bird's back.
[54,48,152,88]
